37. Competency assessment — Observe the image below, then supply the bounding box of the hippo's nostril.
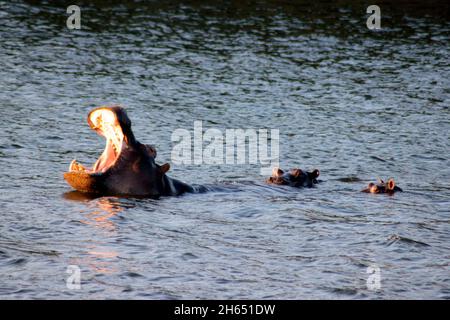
[370,185,379,193]
[272,167,284,177]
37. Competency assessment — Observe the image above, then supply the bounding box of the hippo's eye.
[290,168,302,178]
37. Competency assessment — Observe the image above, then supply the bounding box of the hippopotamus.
[361,178,403,194]
[266,167,320,187]
[64,106,194,197]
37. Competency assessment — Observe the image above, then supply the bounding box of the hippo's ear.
[290,168,303,178]
[161,163,170,174]
[387,178,395,191]
[377,177,384,185]
[312,169,320,179]
[272,167,284,177]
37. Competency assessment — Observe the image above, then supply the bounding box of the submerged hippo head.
[64,106,171,197]
[361,178,403,194]
[266,167,320,188]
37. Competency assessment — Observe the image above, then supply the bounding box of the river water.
[0,1,449,299]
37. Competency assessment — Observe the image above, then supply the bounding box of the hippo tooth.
[69,159,77,171]
[69,159,88,172]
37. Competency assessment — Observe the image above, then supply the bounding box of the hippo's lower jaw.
[64,106,191,197]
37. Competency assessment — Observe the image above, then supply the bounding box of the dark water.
[0,1,449,299]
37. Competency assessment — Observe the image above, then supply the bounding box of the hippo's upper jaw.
[64,106,171,197]
[266,167,320,188]
[69,106,130,175]
[361,178,403,194]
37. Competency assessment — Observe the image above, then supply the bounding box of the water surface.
[0,1,449,299]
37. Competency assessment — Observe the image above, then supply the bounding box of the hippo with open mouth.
[64,106,193,197]
[361,178,403,194]
[266,167,320,188]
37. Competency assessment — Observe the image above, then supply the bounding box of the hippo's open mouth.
[69,108,125,174]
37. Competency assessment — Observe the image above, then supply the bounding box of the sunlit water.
[0,1,449,299]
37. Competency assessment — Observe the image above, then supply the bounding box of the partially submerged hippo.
[266,167,320,188]
[64,106,193,197]
[361,178,403,194]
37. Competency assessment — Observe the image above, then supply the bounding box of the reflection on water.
[80,197,123,232]
[65,195,125,275]
[0,1,449,299]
